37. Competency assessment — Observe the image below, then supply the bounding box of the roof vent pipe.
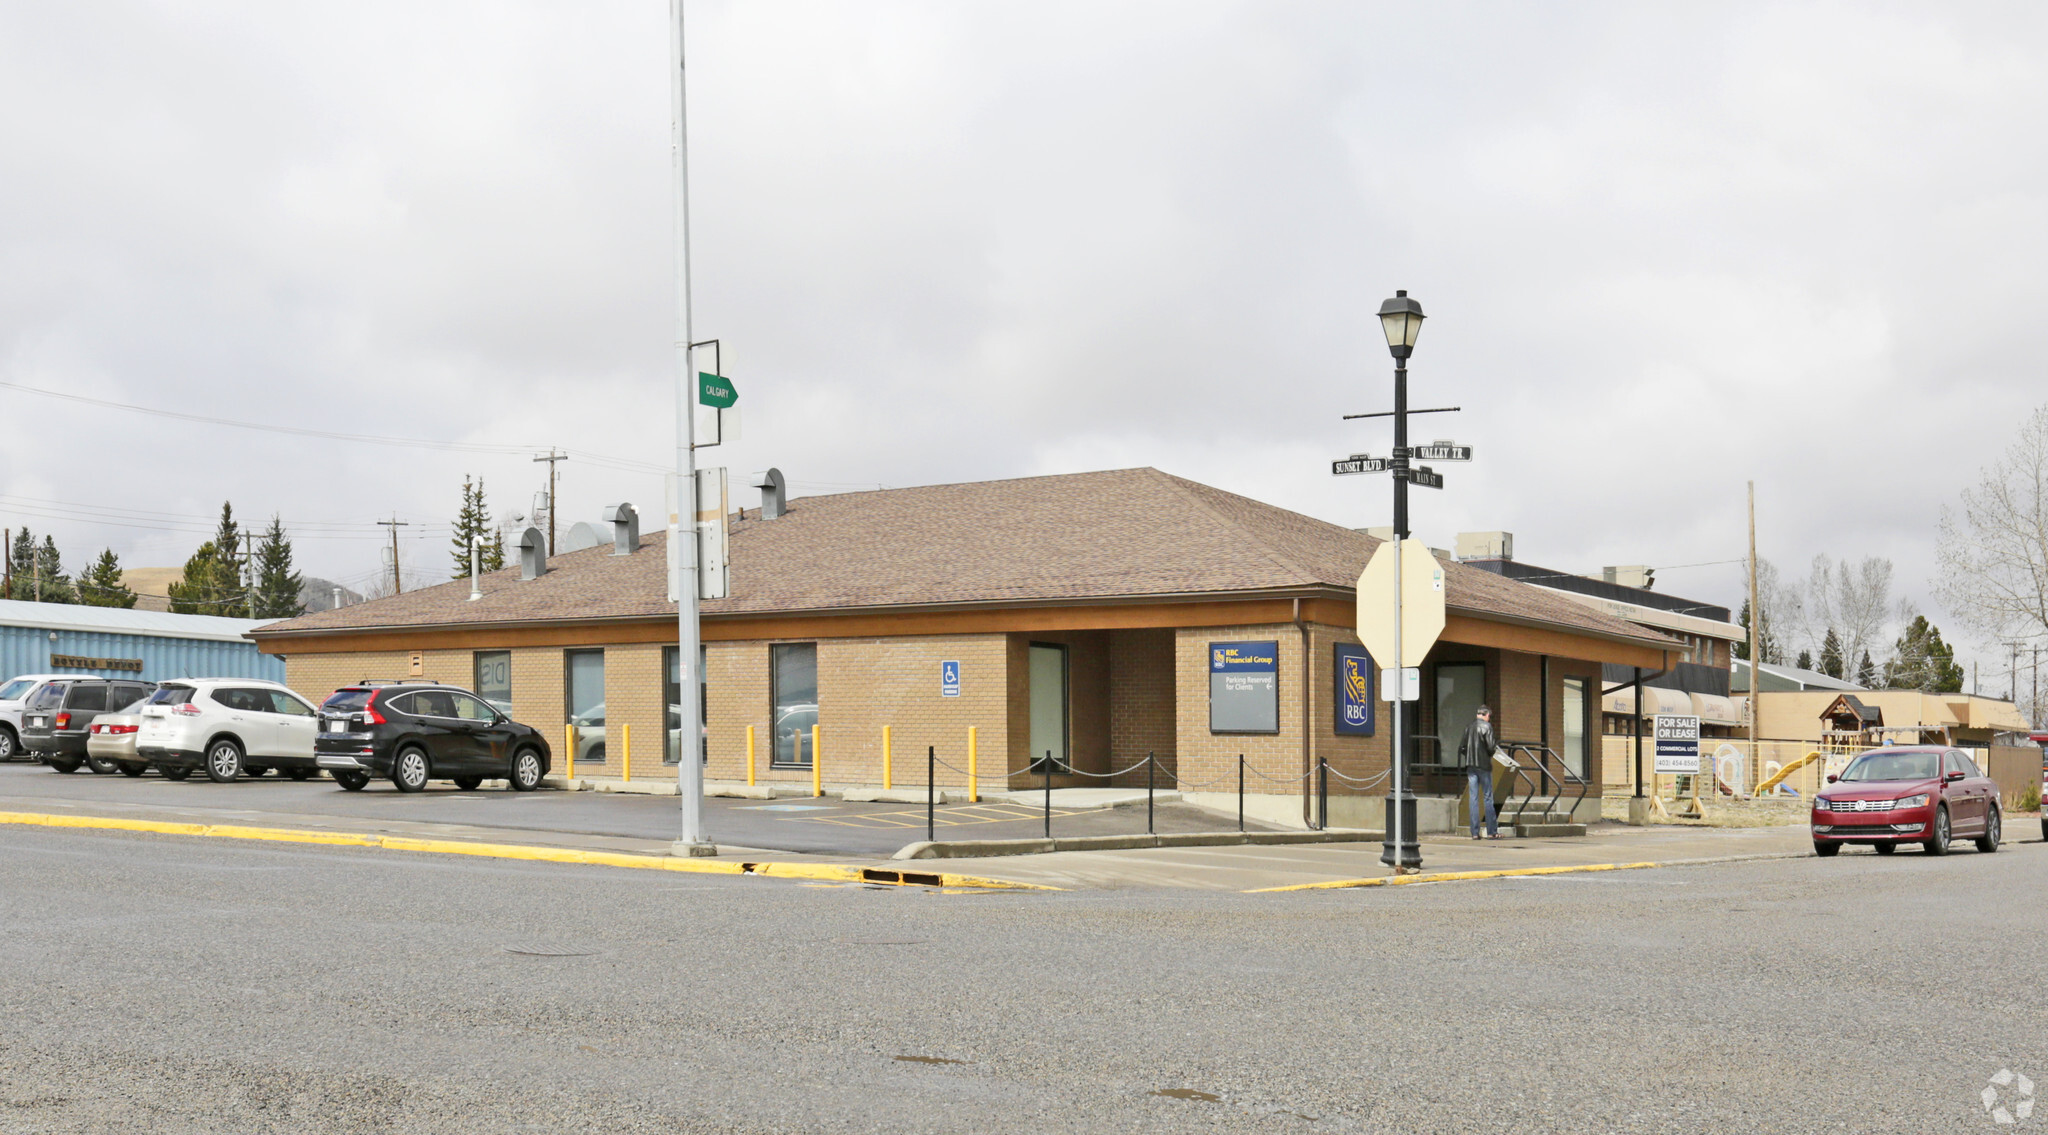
[752,467,787,520]
[518,527,549,580]
[603,503,640,555]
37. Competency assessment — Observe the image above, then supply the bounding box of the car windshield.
[1839,750,1940,782]
[147,684,196,706]
[322,690,374,713]
[0,679,35,701]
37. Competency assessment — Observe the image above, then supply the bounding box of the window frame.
[769,642,817,769]
[474,650,513,716]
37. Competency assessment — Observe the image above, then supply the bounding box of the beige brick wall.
[604,643,665,773]
[1175,625,1308,799]
[707,640,769,780]
[281,651,411,706]
[1107,628,1176,787]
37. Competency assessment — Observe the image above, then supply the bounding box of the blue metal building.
[0,599,283,684]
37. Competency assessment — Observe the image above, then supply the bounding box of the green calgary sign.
[698,372,737,408]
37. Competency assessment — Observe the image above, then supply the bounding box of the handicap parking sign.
[940,660,961,697]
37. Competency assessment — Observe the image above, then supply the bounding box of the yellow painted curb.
[1247,860,1664,892]
[0,811,1057,891]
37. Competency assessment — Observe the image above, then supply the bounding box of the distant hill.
[119,570,363,615]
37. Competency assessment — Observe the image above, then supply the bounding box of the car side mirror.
[1825,774,1838,783]
[1944,770,1966,783]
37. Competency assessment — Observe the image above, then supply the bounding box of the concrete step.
[1512,822,1588,838]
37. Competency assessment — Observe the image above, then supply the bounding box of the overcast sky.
[4,2,2045,681]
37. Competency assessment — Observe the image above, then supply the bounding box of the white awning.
[1689,692,1741,726]
[1602,685,1694,718]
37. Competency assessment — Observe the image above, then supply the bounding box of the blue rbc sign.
[940,660,961,697]
[1333,642,1375,736]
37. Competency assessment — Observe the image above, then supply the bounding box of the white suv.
[136,679,322,783]
[0,675,70,761]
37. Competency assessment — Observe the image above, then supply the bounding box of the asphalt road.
[2,822,2041,1133]
[0,761,1256,856]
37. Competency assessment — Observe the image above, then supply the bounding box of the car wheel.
[159,765,192,781]
[333,770,370,792]
[286,768,311,781]
[392,747,430,793]
[0,727,17,760]
[452,776,483,791]
[85,754,119,775]
[118,762,147,777]
[205,739,244,783]
[1873,841,1897,855]
[1923,806,1950,856]
[1813,841,1840,857]
[509,748,543,792]
[1975,808,2001,853]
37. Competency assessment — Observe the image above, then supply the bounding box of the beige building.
[249,469,1677,828]
[1746,688,2030,749]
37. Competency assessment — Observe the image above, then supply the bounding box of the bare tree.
[1937,403,2048,647]
[1805,553,1895,681]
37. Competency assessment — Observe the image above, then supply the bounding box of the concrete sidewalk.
[912,822,1829,891]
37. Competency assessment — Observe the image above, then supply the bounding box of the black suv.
[315,681,551,792]
[21,678,157,774]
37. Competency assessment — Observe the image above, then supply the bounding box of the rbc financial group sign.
[1209,641,1279,734]
[1332,643,1375,736]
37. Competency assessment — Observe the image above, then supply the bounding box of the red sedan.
[1811,746,2002,857]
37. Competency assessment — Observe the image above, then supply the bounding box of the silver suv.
[136,678,322,782]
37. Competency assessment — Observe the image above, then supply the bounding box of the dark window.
[406,690,458,718]
[474,651,512,716]
[30,684,67,710]
[267,691,315,716]
[771,643,817,767]
[149,684,196,707]
[448,692,495,721]
[212,688,268,713]
[66,684,108,712]
[565,650,605,762]
[664,645,706,764]
[321,689,373,713]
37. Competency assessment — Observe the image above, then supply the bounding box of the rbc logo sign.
[1334,642,1375,735]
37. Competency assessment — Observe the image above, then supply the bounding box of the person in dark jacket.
[1459,704,1501,839]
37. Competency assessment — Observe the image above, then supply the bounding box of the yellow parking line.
[1247,860,1664,892]
[0,811,1057,891]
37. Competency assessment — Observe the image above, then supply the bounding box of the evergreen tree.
[251,516,305,619]
[5,528,34,600]
[11,534,79,604]
[1735,599,1778,664]
[76,549,137,608]
[168,503,246,616]
[1795,649,1813,672]
[1818,629,1844,679]
[450,476,506,578]
[1883,615,1966,693]
[1855,650,1877,687]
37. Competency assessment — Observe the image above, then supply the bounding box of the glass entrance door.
[1562,677,1588,777]
[1435,662,1487,767]
[1028,643,1068,773]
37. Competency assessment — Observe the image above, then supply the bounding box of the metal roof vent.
[603,503,639,555]
[560,522,603,553]
[518,527,549,580]
[752,467,787,520]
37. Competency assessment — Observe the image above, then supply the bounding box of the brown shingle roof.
[251,468,1671,649]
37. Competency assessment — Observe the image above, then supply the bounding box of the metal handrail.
[1500,744,1588,823]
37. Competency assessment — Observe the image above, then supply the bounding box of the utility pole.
[3,528,10,598]
[669,0,712,856]
[532,449,566,554]
[1747,482,1759,759]
[242,531,257,617]
[377,517,409,595]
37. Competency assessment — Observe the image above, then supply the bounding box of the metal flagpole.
[670,0,712,856]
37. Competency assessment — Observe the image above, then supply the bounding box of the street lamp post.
[668,0,713,856]
[1377,289,1424,871]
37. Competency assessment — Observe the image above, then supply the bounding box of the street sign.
[1653,714,1702,774]
[1412,443,1473,462]
[1381,666,1421,702]
[1407,467,1444,490]
[698,372,738,408]
[940,660,961,697]
[1331,455,1391,476]
[1354,539,1446,672]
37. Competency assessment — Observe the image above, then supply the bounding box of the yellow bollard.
[968,725,979,802]
[883,724,893,790]
[565,723,576,781]
[746,724,757,786]
[812,724,822,797]
[622,722,631,783]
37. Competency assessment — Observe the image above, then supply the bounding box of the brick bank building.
[249,469,1673,827]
